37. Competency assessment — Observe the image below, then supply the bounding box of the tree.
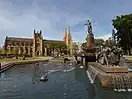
[81,42,87,48]
[95,39,105,47]
[112,29,116,44]
[0,48,4,54]
[48,43,56,55]
[112,14,132,55]
[104,39,115,47]
[57,42,67,54]
[48,42,67,55]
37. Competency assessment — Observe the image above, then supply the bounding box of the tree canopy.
[49,42,67,50]
[94,39,104,47]
[112,13,132,54]
[48,42,67,55]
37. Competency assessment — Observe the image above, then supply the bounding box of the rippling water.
[0,61,132,99]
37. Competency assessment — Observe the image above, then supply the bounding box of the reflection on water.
[32,64,41,84]
[87,83,96,99]
[0,62,132,99]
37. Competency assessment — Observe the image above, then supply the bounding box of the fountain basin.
[93,63,128,73]
[87,62,132,89]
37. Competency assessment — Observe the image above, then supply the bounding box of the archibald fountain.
[76,20,96,69]
[76,20,132,92]
[83,20,96,62]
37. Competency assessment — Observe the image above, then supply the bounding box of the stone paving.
[0,57,53,69]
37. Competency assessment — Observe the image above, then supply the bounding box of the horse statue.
[96,46,122,66]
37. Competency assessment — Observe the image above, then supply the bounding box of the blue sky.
[0,0,132,46]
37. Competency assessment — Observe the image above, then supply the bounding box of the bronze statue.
[96,47,122,66]
[85,20,93,35]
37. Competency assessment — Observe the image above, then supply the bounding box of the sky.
[0,0,132,47]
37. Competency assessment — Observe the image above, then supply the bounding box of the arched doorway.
[37,51,39,56]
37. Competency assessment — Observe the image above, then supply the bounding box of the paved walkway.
[37,57,53,60]
[0,57,53,69]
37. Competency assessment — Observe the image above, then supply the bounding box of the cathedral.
[4,26,72,57]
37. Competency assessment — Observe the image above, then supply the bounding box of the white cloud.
[95,34,112,41]
[0,0,113,48]
[0,1,91,47]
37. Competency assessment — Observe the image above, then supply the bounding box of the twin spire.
[63,25,72,44]
[33,26,72,44]
[34,29,42,35]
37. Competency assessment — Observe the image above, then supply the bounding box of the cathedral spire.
[63,28,67,43]
[67,25,72,44]
[68,25,71,37]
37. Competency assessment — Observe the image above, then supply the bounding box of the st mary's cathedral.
[3,26,73,57]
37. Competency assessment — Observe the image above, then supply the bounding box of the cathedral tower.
[33,29,43,57]
[67,25,72,45]
[63,25,72,45]
[63,28,67,43]
[63,25,73,55]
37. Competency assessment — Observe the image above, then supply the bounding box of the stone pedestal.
[86,34,96,53]
[87,34,94,48]
[85,34,96,62]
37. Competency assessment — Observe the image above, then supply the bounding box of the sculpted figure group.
[96,46,122,66]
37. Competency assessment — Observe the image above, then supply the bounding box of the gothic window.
[11,43,14,46]
[36,50,39,56]
[25,47,28,53]
[10,47,13,52]
[26,43,28,47]
[16,42,19,46]
[30,43,33,46]
[37,38,39,43]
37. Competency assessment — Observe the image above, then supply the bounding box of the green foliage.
[48,42,67,55]
[49,42,67,50]
[104,39,115,47]
[0,48,4,54]
[10,48,16,54]
[95,39,104,47]
[112,29,116,42]
[57,42,67,50]
[112,13,132,54]
[82,42,87,48]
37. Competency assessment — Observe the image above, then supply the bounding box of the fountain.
[86,65,98,84]
[75,20,132,90]
[83,20,96,62]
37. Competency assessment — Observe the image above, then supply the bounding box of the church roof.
[43,39,64,43]
[6,37,33,42]
[5,37,64,44]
